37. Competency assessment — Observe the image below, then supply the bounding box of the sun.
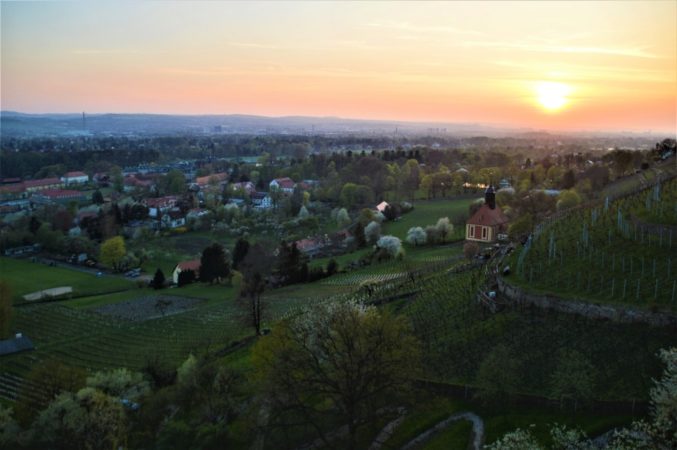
[535,81,571,111]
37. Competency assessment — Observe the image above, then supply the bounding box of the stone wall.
[496,276,677,328]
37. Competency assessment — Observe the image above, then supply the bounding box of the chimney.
[485,185,496,209]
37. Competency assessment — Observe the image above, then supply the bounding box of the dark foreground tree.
[0,281,12,339]
[177,269,196,287]
[200,243,230,284]
[152,269,165,290]
[231,238,250,271]
[237,244,271,336]
[252,301,420,449]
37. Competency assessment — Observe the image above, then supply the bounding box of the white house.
[61,171,89,185]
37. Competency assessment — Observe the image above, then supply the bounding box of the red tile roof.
[467,204,509,227]
[176,259,201,272]
[34,189,84,199]
[196,172,228,186]
[23,178,61,188]
[64,171,88,178]
[0,183,26,193]
[272,177,295,189]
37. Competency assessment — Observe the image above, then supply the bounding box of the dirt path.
[398,411,485,450]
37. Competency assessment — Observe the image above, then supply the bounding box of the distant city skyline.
[2,1,676,133]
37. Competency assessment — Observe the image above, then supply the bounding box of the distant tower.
[82,112,86,129]
[484,185,496,209]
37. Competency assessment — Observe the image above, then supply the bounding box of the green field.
[382,197,478,241]
[0,257,136,303]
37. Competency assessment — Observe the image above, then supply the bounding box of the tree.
[475,344,521,403]
[177,269,196,287]
[100,236,126,272]
[231,238,250,271]
[376,235,403,259]
[561,169,576,189]
[32,387,127,450]
[160,169,187,195]
[550,350,597,411]
[556,189,582,211]
[336,208,350,227]
[152,269,166,290]
[91,189,104,205]
[406,227,427,246]
[200,243,231,284]
[237,244,270,336]
[326,258,338,276]
[364,221,381,244]
[435,217,453,241]
[252,300,420,449]
[0,281,12,339]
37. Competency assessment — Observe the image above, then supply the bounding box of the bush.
[326,259,339,276]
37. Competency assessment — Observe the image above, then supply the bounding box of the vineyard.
[510,177,677,311]
[401,268,674,402]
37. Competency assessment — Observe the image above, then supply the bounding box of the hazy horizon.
[2,1,676,134]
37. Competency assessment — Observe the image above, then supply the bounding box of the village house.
[466,186,509,243]
[31,189,88,205]
[23,177,63,193]
[230,181,256,195]
[251,192,273,209]
[0,182,27,201]
[269,177,295,193]
[61,171,89,185]
[143,196,178,217]
[196,172,228,187]
[123,174,155,192]
[160,210,186,229]
[186,208,210,220]
[172,259,201,284]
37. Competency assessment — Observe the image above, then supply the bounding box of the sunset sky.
[2,1,676,133]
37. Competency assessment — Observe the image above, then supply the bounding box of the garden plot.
[93,295,205,321]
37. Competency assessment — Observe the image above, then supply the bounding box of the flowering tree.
[406,227,427,246]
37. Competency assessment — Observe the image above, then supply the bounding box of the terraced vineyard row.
[511,178,677,310]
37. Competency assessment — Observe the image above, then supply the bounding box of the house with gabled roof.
[466,186,509,243]
[269,177,295,193]
[172,259,201,284]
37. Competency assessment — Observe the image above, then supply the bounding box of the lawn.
[0,257,136,303]
[382,197,478,241]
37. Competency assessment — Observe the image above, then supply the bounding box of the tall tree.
[199,243,230,284]
[0,281,12,339]
[231,238,250,271]
[237,244,270,336]
[252,301,420,449]
[99,236,126,272]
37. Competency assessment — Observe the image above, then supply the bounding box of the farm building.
[466,186,509,243]
[172,259,201,284]
[61,171,89,185]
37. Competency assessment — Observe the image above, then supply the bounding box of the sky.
[2,1,676,133]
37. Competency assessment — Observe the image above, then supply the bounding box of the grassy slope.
[382,197,478,241]
[0,257,135,303]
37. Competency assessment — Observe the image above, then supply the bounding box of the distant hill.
[0,111,516,138]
